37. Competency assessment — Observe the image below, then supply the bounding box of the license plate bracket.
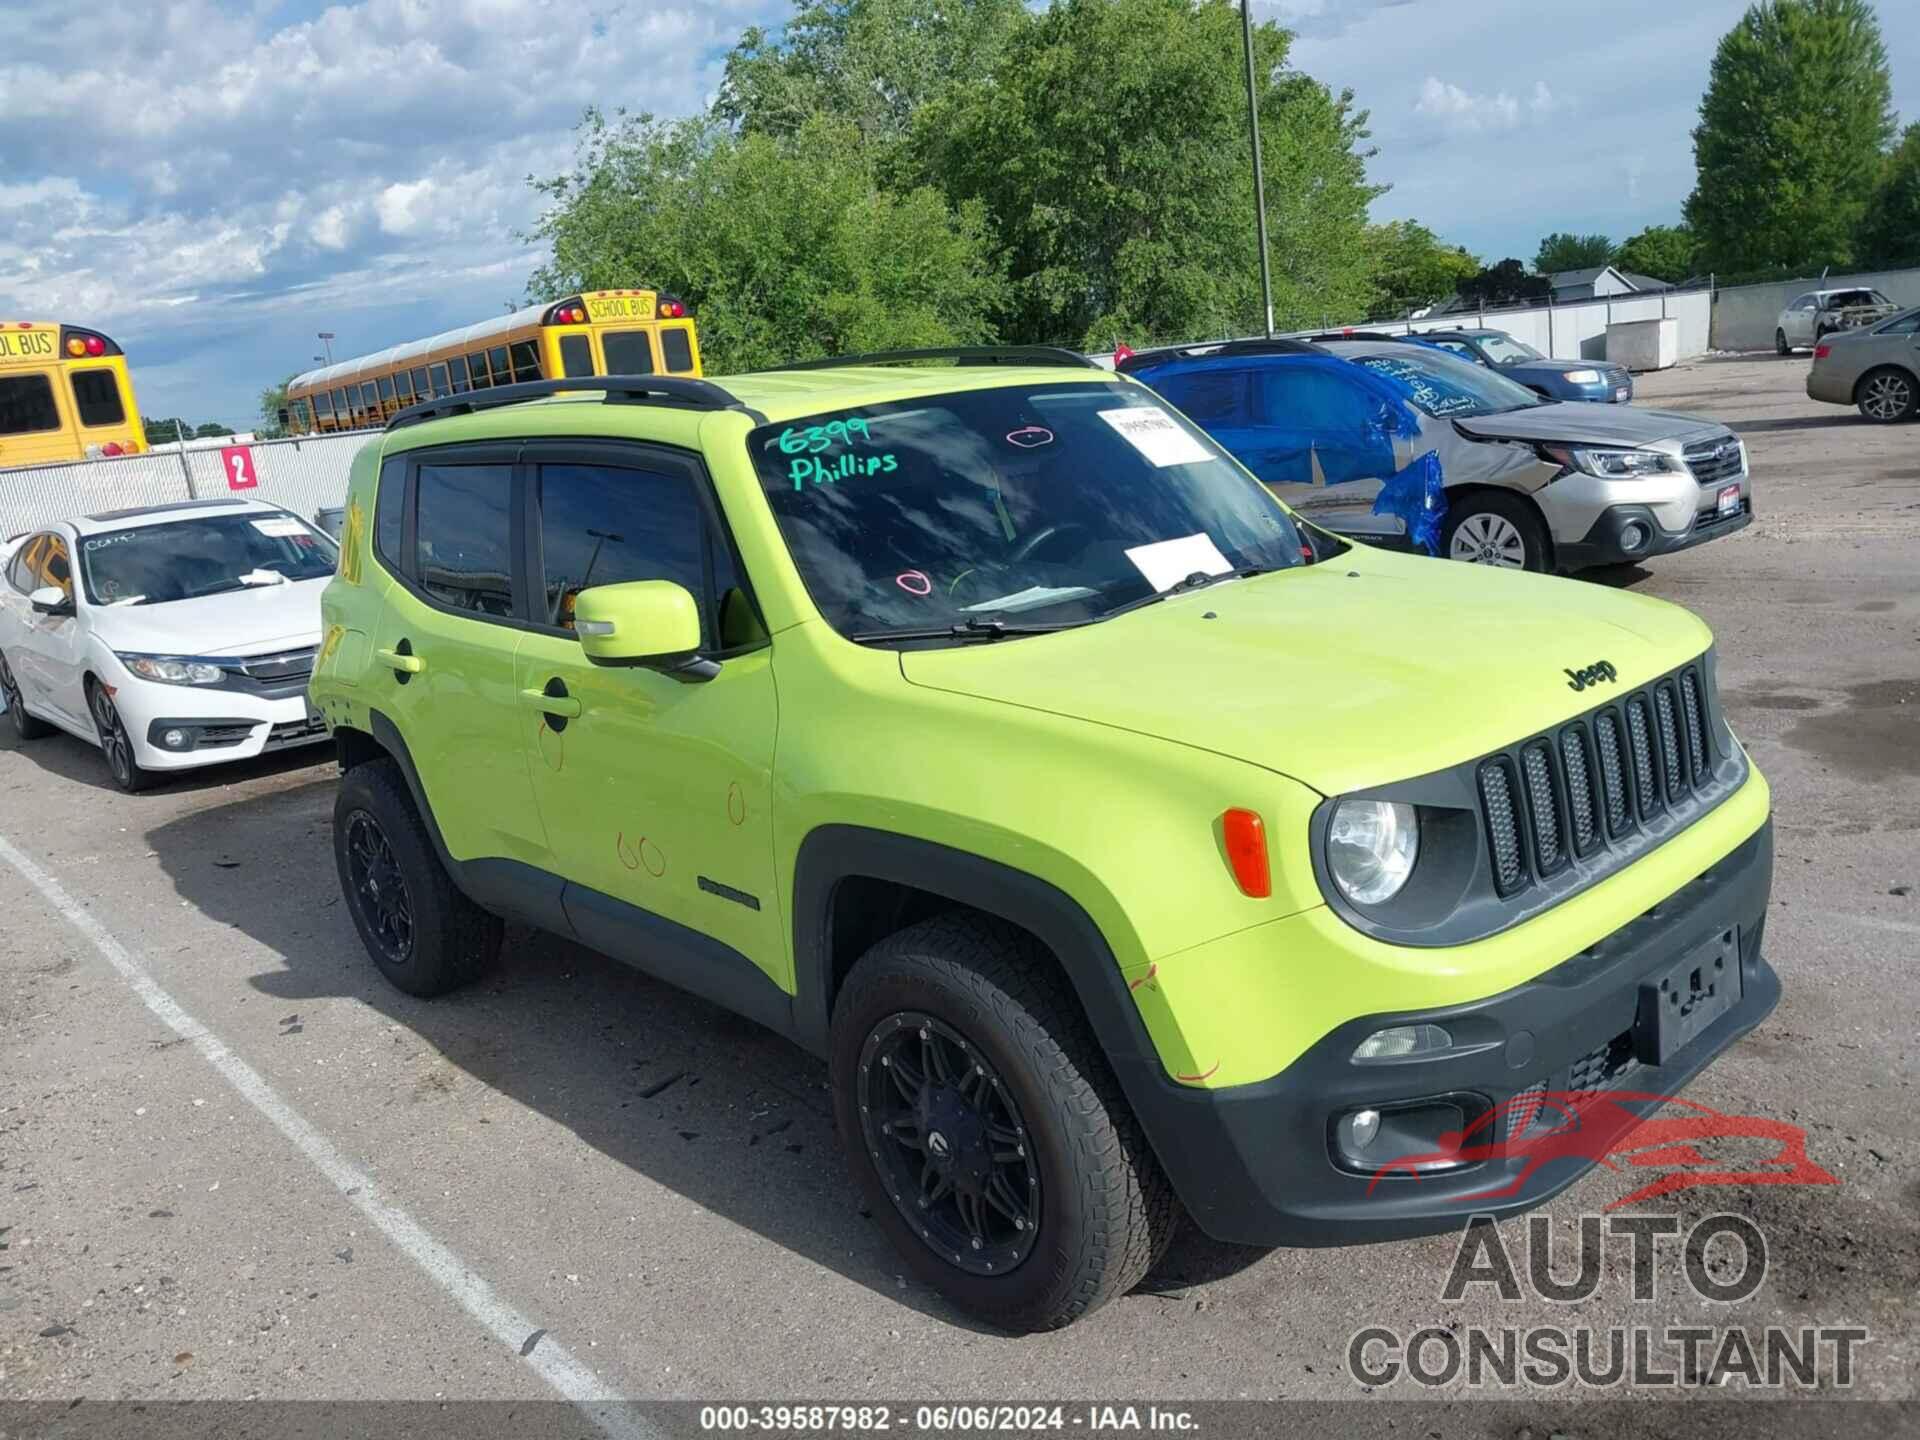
[1634,928,1742,1066]
[1716,483,1741,515]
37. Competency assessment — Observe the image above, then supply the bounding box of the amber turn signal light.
[1221,808,1271,898]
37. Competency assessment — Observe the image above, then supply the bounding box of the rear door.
[1252,366,1402,539]
[370,447,552,874]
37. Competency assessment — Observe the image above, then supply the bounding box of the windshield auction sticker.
[1097,406,1214,467]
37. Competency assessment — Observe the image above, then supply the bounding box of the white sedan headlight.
[119,654,225,685]
[1327,800,1419,905]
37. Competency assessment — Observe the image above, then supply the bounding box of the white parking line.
[0,828,655,1439]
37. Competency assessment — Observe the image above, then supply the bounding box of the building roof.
[1548,266,1614,289]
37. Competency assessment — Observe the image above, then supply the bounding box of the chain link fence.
[0,429,376,539]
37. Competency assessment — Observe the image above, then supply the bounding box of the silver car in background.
[1775,287,1901,353]
[1805,306,1920,422]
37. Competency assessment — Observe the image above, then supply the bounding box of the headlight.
[1540,444,1676,478]
[119,654,225,685]
[1562,368,1602,384]
[1327,800,1419,905]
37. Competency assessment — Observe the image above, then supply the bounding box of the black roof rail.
[761,345,1103,373]
[385,376,751,432]
[1116,337,1317,372]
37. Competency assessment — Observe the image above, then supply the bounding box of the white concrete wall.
[1346,288,1713,370]
[1709,266,1920,352]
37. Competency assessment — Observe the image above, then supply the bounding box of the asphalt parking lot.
[1,353,1915,1411]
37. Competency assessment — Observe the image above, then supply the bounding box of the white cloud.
[1413,75,1559,133]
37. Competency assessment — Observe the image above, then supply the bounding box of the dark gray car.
[1417,328,1634,404]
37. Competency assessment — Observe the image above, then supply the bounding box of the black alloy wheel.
[857,1011,1042,1276]
[343,810,416,966]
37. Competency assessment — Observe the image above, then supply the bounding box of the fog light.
[162,728,191,750]
[1352,1023,1454,1062]
[1343,1108,1381,1151]
[1620,520,1649,553]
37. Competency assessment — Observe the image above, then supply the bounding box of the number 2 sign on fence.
[220,444,258,491]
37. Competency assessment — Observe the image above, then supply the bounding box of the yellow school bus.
[285,289,703,433]
[0,321,146,468]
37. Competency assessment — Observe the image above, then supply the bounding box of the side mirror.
[29,585,73,617]
[572,580,707,673]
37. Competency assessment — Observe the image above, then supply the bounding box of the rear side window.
[559,334,593,378]
[1882,311,1920,335]
[414,463,516,617]
[71,370,126,427]
[1155,369,1245,424]
[661,328,694,373]
[0,374,61,435]
[374,461,406,570]
[601,330,655,375]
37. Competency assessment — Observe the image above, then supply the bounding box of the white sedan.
[0,497,336,792]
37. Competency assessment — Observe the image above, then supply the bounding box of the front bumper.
[1134,820,1776,1247]
[116,683,328,770]
[1555,496,1753,570]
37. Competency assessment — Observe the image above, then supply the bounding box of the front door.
[371,450,550,870]
[512,448,784,984]
[16,532,89,729]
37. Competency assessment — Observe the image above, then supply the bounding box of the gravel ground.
[0,351,1914,1416]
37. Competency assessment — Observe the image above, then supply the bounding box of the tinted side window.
[72,370,126,426]
[535,462,717,637]
[1883,311,1920,335]
[661,328,694,373]
[0,374,61,435]
[314,391,334,418]
[42,534,73,596]
[375,461,406,570]
[601,330,655,375]
[488,346,511,384]
[377,375,396,404]
[559,334,593,378]
[332,388,351,421]
[415,464,516,617]
[360,383,380,419]
[1156,369,1245,424]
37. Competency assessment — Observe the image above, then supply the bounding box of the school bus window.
[291,398,313,431]
[71,369,126,427]
[314,391,334,421]
[377,375,397,412]
[393,371,414,406]
[428,362,450,397]
[508,340,541,382]
[359,383,378,419]
[467,352,492,390]
[0,375,62,435]
[411,366,431,399]
[558,334,593,378]
[332,387,351,423]
[488,345,510,384]
[661,328,694,374]
[447,356,470,393]
[602,330,655,375]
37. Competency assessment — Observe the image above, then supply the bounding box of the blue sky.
[2,0,1916,430]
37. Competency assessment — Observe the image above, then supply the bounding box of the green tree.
[1366,221,1479,318]
[1456,259,1551,310]
[1857,122,1920,268]
[1612,224,1698,283]
[193,422,235,438]
[1533,232,1615,274]
[525,111,1002,373]
[715,0,1029,152]
[912,0,1382,349]
[257,376,294,439]
[1685,0,1894,272]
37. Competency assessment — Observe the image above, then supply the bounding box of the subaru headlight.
[1562,368,1602,384]
[1327,800,1419,905]
[1540,444,1676,478]
[119,654,225,685]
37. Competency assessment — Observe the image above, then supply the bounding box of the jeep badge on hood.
[1565,660,1619,692]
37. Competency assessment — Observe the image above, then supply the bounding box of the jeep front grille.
[1477,660,1728,900]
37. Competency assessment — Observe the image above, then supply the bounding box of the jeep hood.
[1453,401,1725,448]
[899,555,1711,796]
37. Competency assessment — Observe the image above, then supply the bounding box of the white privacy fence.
[1338,288,1715,367]
[0,429,374,539]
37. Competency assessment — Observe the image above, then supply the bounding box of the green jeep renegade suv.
[310,349,1776,1331]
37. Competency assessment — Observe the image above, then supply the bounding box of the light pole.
[1241,0,1275,338]
[317,331,335,365]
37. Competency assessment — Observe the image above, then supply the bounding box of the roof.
[289,301,553,392]
[1618,272,1672,292]
[1548,266,1613,288]
[73,497,273,534]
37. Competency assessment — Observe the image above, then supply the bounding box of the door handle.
[521,685,582,719]
[374,647,423,674]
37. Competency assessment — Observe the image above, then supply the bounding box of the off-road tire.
[334,758,502,997]
[1440,490,1551,572]
[0,652,53,740]
[830,914,1179,1332]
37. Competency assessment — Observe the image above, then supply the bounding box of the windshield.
[1828,289,1890,308]
[1350,349,1545,419]
[1473,333,1542,364]
[79,511,336,606]
[748,382,1310,641]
